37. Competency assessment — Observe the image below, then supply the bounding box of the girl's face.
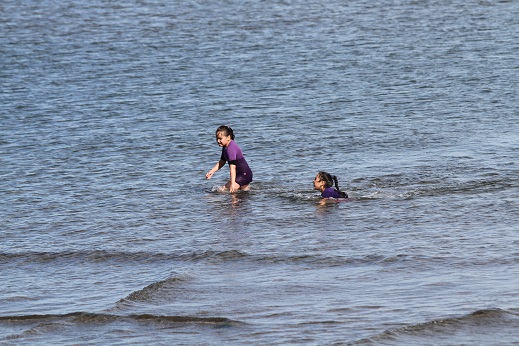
[216,131,232,148]
[313,174,325,191]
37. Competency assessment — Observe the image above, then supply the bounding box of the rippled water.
[1,0,519,344]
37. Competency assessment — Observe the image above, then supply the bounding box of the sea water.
[1,0,518,344]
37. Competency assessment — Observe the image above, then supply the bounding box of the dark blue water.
[1,0,518,344]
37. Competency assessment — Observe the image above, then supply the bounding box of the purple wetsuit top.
[221,140,253,186]
[322,187,345,199]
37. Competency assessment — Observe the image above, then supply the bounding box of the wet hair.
[216,125,235,140]
[317,171,348,198]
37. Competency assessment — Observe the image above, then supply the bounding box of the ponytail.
[216,125,235,140]
[332,175,348,198]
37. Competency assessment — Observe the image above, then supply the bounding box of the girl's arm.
[206,159,226,179]
[229,164,238,192]
[319,198,339,205]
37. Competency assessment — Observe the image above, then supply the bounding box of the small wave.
[2,250,467,268]
[208,185,254,194]
[0,250,250,266]
[10,248,513,271]
[350,174,518,201]
[119,275,191,303]
[0,250,176,265]
[357,308,519,345]
[129,314,240,324]
[182,249,249,262]
[0,312,243,326]
[1,296,36,303]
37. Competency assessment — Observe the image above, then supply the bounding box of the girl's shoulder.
[228,140,242,150]
[322,187,344,199]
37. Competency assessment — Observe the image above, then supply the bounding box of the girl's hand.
[229,181,240,193]
[206,170,214,179]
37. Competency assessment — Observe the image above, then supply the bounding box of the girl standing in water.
[206,125,253,192]
[313,171,348,199]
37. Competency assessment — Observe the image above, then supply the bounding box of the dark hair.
[216,125,235,140]
[318,171,348,198]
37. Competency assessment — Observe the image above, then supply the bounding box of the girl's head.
[313,171,348,198]
[314,172,337,188]
[215,125,235,147]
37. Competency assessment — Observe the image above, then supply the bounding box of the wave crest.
[359,308,519,345]
[0,312,242,326]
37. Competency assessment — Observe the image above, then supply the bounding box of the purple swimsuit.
[221,140,253,186]
[322,187,345,199]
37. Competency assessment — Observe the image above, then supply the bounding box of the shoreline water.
[2,0,518,344]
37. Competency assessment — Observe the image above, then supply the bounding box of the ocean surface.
[1,0,518,344]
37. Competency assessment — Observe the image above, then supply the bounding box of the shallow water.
[1,0,519,344]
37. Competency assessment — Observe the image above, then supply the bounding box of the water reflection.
[205,190,252,222]
[315,199,341,216]
[230,192,251,208]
